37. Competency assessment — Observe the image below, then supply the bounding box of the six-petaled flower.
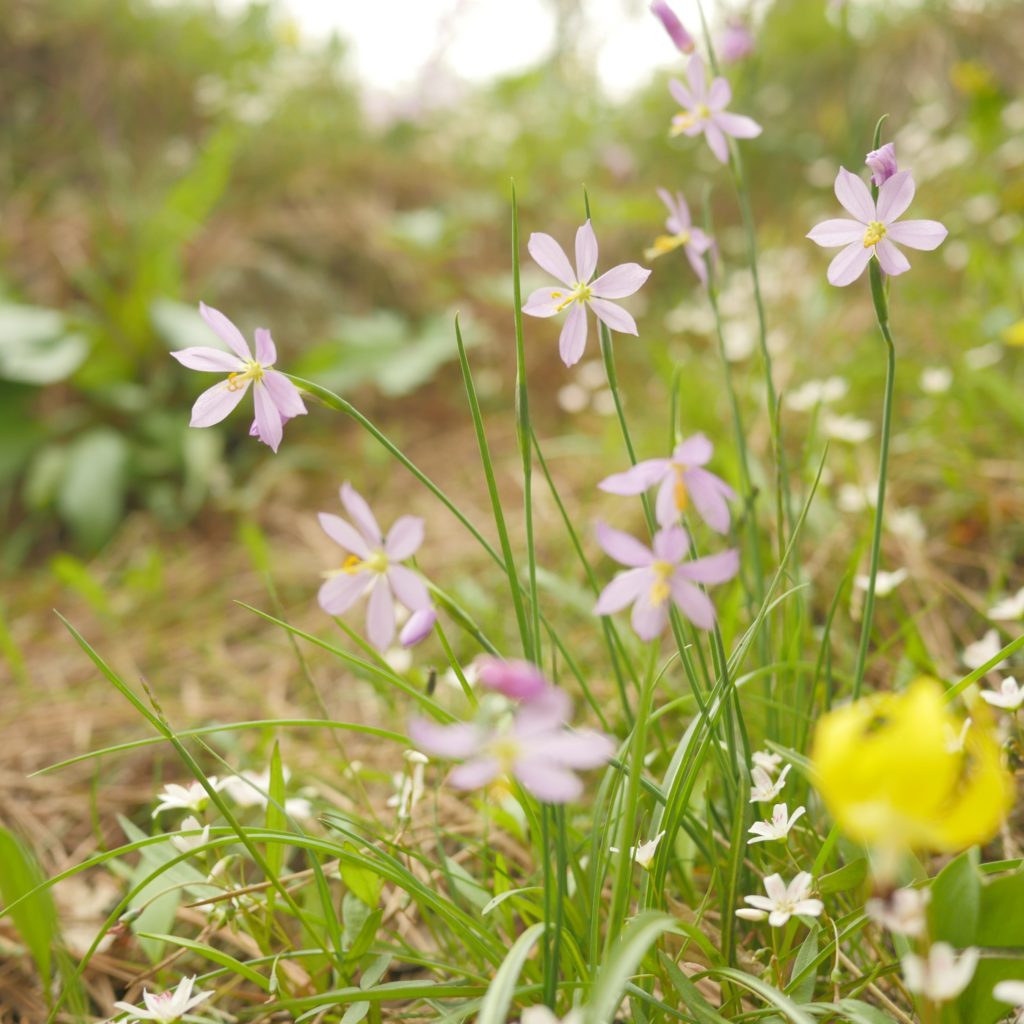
[645,188,714,285]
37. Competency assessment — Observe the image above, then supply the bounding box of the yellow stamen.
[489,736,522,773]
[226,359,265,391]
[650,560,674,606]
[331,550,389,577]
[674,474,689,512]
[644,232,691,261]
[554,282,592,313]
[862,220,887,248]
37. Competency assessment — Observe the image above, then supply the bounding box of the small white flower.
[387,750,429,820]
[888,508,926,545]
[384,647,413,673]
[735,872,824,927]
[919,366,952,394]
[995,980,1024,1007]
[854,568,908,597]
[221,768,312,818]
[751,749,783,775]
[988,587,1024,622]
[748,803,805,844]
[169,816,210,855]
[901,943,979,1002]
[865,887,930,937]
[964,341,1003,369]
[785,376,849,412]
[749,763,791,803]
[837,482,876,513]
[962,629,1008,671]
[822,413,873,444]
[610,831,667,871]
[152,778,221,817]
[945,717,972,754]
[980,677,1024,711]
[113,975,213,1022]
[521,1008,583,1024]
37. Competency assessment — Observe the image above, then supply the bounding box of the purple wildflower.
[865,142,898,187]
[477,658,549,701]
[645,189,714,286]
[669,55,762,164]
[807,168,948,286]
[650,0,695,54]
[599,433,735,533]
[719,19,754,64]
[522,220,651,367]
[594,523,739,638]
[170,303,306,452]
[318,482,430,650]
[409,686,614,803]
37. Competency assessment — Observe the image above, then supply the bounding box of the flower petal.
[703,120,729,163]
[596,521,653,567]
[527,232,575,286]
[674,433,713,465]
[656,186,683,227]
[590,263,651,299]
[199,302,251,361]
[707,75,731,111]
[598,458,670,495]
[677,548,739,585]
[826,241,873,287]
[449,757,500,790]
[190,379,248,428]
[669,576,716,629]
[261,370,307,418]
[529,729,615,769]
[713,112,762,139]
[806,218,866,248]
[318,572,371,615]
[834,168,874,223]
[340,482,383,546]
[254,327,277,365]
[668,77,694,110]
[588,298,638,336]
[575,220,598,282]
[558,302,589,366]
[594,567,652,615]
[170,347,243,372]
[685,243,709,285]
[387,564,430,611]
[655,474,680,528]
[876,170,915,224]
[653,525,689,563]
[523,286,567,318]
[399,606,436,646]
[384,515,425,560]
[686,54,707,103]
[685,466,735,533]
[318,512,371,558]
[885,219,948,251]
[514,758,582,803]
[875,238,910,277]
[365,577,395,649]
[408,718,482,758]
[630,588,669,640]
[253,381,283,452]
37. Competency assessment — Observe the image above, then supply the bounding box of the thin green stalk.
[541,805,556,1006]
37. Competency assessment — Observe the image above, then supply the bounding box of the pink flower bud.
[476,658,549,701]
[399,607,436,647]
[650,1,695,54]
[865,143,898,187]
[718,19,754,64]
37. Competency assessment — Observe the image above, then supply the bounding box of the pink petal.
[253,381,283,452]
[686,54,707,103]
[387,564,430,611]
[590,263,651,299]
[190,379,248,428]
[527,232,575,286]
[515,687,572,735]
[677,548,739,585]
[261,370,307,418]
[170,347,244,372]
[885,219,948,251]
[477,658,549,700]
[318,572,371,615]
[668,78,694,110]
[656,186,683,226]
[365,577,395,649]
[826,241,873,287]
[703,121,730,164]
[713,112,762,139]
[598,458,670,495]
[449,757,500,790]
[834,168,874,223]
[408,718,482,758]
[558,302,588,366]
[655,474,680,528]
[669,576,716,629]
[529,729,615,768]
[399,606,436,647]
[874,238,910,277]
[514,759,582,803]
[588,298,638,336]
[685,467,734,533]
[596,521,653,567]
[674,433,713,465]
[876,170,915,224]
[254,327,277,365]
[384,515,425,560]
[630,588,669,640]
[318,512,371,558]
[575,220,599,282]
[685,243,709,285]
[199,302,251,361]
[594,567,652,615]
[707,76,731,111]
[652,525,689,562]
[340,482,383,546]
[806,218,865,248]
[523,286,567,318]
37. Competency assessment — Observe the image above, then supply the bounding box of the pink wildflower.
[318,482,430,650]
[522,220,651,367]
[650,0,695,54]
[669,55,762,164]
[865,142,898,186]
[477,658,549,701]
[807,168,948,286]
[645,189,714,285]
[599,433,735,533]
[113,976,212,1023]
[170,303,306,452]
[594,523,739,638]
[718,19,754,64]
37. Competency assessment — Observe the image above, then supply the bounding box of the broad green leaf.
[930,850,980,947]
[817,858,868,895]
[788,922,819,1003]
[0,304,88,384]
[0,827,57,984]
[56,428,129,549]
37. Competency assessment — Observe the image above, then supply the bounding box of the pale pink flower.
[170,303,306,452]
[598,433,735,533]
[594,523,738,638]
[645,189,714,285]
[736,872,824,927]
[865,142,898,186]
[806,168,948,286]
[523,221,651,367]
[476,658,549,701]
[409,686,614,804]
[650,0,695,53]
[669,55,762,164]
[718,19,754,64]
[318,482,430,650]
[113,976,213,1022]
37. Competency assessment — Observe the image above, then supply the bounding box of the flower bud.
[476,657,549,701]
[650,1,695,54]
[399,606,437,647]
[865,142,898,186]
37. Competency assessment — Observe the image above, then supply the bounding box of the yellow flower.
[1002,319,1024,347]
[811,678,1013,853]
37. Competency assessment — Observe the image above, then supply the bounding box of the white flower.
[610,831,667,871]
[748,803,805,844]
[945,717,972,754]
[735,872,824,927]
[749,763,790,803]
[521,1008,583,1024]
[822,413,873,443]
[919,366,952,394]
[785,376,849,412]
[221,768,312,818]
[386,750,429,820]
[988,587,1024,622]
[964,341,1002,369]
[169,816,210,855]
[980,677,1024,711]
[995,980,1024,1007]
[837,482,877,512]
[152,778,221,817]
[751,749,783,774]
[854,568,908,597]
[901,944,979,1002]
[113,976,213,1022]
[962,629,1008,671]
[888,508,926,545]
[865,887,930,937]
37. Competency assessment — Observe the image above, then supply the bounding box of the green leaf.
[930,850,981,947]
[788,922,819,1003]
[56,428,129,548]
[0,827,57,984]
[137,933,269,990]
[835,999,900,1023]
[150,298,215,351]
[476,922,546,1024]
[265,741,288,877]
[0,304,88,384]
[817,858,868,896]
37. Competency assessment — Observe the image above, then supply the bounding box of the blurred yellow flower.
[811,678,1013,853]
[1002,319,1024,347]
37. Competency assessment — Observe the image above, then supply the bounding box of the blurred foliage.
[1,0,1022,561]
